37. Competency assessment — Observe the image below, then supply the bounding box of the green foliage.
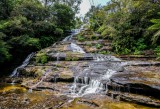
[77,35,85,42]
[75,17,83,28]
[95,44,103,49]
[0,32,11,63]
[52,3,75,30]
[121,48,131,55]
[133,38,147,55]
[65,56,79,61]
[155,46,160,60]
[9,35,40,49]
[65,54,79,61]
[0,0,15,20]
[86,0,160,54]
[0,0,80,67]
[36,52,48,64]
[98,50,110,55]
[148,12,160,44]
[54,28,63,35]
[86,43,92,47]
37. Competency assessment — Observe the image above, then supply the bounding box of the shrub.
[77,35,85,42]
[95,44,103,49]
[36,52,48,64]
[133,38,147,55]
[98,50,110,55]
[121,48,131,55]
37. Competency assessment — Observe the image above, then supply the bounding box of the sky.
[78,0,110,17]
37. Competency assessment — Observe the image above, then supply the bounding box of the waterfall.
[94,54,121,62]
[10,52,35,77]
[70,43,85,53]
[70,69,116,97]
[63,35,73,42]
[63,29,80,42]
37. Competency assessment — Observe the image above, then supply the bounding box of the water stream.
[70,43,85,53]
[70,68,116,97]
[10,52,35,77]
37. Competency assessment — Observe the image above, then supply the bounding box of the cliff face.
[1,29,160,109]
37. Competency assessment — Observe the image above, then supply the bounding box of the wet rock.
[47,52,94,61]
[50,77,74,83]
[5,77,22,84]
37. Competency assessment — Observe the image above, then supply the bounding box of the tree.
[52,3,75,30]
[0,32,10,63]
[0,0,14,20]
[86,0,160,54]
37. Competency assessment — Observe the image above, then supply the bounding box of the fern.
[148,15,160,44]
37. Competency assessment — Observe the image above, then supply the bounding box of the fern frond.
[152,30,160,44]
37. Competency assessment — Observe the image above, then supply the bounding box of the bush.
[98,50,110,55]
[95,44,103,49]
[77,35,85,42]
[36,52,48,64]
[133,38,147,55]
[54,28,63,35]
[9,35,41,49]
[121,48,131,55]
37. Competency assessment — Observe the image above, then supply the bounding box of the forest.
[0,0,82,74]
[85,0,160,55]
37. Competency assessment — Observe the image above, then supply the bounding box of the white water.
[70,43,85,53]
[70,69,116,97]
[94,54,121,62]
[10,52,35,77]
[102,69,116,80]
[79,80,103,95]
[63,35,73,42]
[63,29,81,42]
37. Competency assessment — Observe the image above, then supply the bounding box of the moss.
[86,43,92,47]
[65,56,79,61]
[99,50,111,55]
[36,52,49,64]
[65,53,80,61]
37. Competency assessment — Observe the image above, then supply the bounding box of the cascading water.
[63,35,73,42]
[70,43,85,53]
[63,29,81,42]
[94,54,121,62]
[69,68,116,97]
[10,52,35,77]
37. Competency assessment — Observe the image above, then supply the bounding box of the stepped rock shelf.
[1,29,160,109]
